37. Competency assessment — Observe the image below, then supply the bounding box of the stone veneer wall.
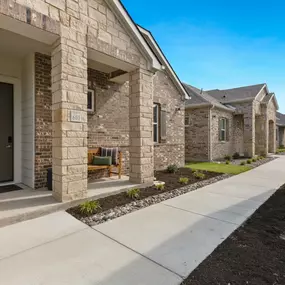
[211,108,234,160]
[278,126,285,147]
[153,71,185,169]
[267,99,277,153]
[185,107,210,161]
[34,53,52,189]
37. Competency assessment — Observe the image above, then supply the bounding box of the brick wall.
[211,108,234,160]
[34,53,52,188]
[153,71,185,169]
[34,55,185,186]
[185,107,210,161]
[87,68,130,176]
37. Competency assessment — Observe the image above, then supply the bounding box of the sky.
[122,0,285,113]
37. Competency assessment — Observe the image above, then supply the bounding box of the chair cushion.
[92,156,112,166]
[100,147,119,165]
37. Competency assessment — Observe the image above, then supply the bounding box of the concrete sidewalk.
[0,156,284,284]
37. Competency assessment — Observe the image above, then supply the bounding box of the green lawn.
[186,162,251,175]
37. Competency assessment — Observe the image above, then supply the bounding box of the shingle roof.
[183,83,233,112]
[277,112,285,126]
[207,83,266,103]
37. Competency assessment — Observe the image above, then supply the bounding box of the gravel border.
[216,156,276,167]
[79,156,277,227]
[83,174,231,226]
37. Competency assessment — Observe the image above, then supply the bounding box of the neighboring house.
[276,112,285,148]
[0,0,188,202]
[184,83,279,161]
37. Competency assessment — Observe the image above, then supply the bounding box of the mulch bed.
[67,168,220,220]
[182,184,285,285]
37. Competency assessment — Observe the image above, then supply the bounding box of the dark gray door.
[0,83,13,182]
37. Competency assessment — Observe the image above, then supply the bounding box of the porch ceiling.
[0,29,51,58]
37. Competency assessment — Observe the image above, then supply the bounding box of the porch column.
[129,68,154,184]
[51,38,88,202]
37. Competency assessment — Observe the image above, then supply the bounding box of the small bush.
[247,159,252,164]
[280,145,285,149]
[224,155,232,161]
[167,164,178,173]
[80,200,101,216]
[225,160,230,165]
[179,177,189,184]
[126,188,140,199]
[232,152,240,159]
[156,183,165,190]
[252,158,257,162]
[258,156,265,160]
[240,161,246,166]
[193,170,206,179]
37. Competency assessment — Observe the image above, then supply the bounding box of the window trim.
[153,103,159,143]
[219,118,228,142]
[87,89,95,112]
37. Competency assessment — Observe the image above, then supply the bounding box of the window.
[87,90,95,112]
[153,103,159,143]
[219,118,229,141]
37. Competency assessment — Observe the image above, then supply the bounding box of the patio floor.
[0,176,141,228]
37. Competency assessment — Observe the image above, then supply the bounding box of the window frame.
[153,103,159,143]
[87,89,95,112]
[219,118,228,142]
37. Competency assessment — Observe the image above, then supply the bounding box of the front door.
[0,83,13,182]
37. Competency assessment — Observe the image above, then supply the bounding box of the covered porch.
[0,1,161,203]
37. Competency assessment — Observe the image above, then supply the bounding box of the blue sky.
[122,0,285,113]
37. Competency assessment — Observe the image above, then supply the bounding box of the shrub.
[252,158,257,162]
[167,164,178,173]
[156,183,165,190]
[258,156,265,160]
[240,161,246,166]
[247,159,252,164]
[126,188,140,199]
[224,155,232,161]
[280,145,285,149]
[80,200,101,216]
[193,170,206,179]
[179,177,189,184]
[232,152,240,159]
[225,160,230,165]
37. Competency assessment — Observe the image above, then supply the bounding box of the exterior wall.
[21,54,35,188]
[153,71,185,169]
[231,101,255,157]
[33,53,184,186]
[87,68,130,175]
[278,126,285,147]
[211,108,233,160]
[185,107,210,161]
[34,53,52,189]
[267,100,277,153]
[233,114,244,155]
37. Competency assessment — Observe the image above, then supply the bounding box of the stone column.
[51,37,88,202]
[129,68,154,184]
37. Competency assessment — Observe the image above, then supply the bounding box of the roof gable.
[106,0,161,71]
[137,25,188,99]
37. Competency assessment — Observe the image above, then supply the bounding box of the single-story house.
[0,0,188,202]
[184,83,279,161]
[276,112,285,148]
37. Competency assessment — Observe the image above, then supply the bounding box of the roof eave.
[108,1,161,71]
[185,103,212,110]
[137,25,189,100]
